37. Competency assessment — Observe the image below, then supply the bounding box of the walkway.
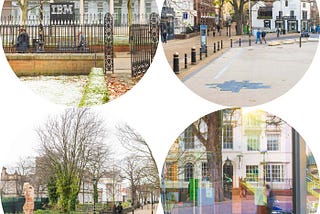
[163,32,319,106]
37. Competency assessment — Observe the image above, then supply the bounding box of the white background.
[0,0,320,213]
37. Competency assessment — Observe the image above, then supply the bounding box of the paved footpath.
[180,35,319,106]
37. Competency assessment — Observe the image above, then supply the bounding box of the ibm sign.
[50,3,75,22]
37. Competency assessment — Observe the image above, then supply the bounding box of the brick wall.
[6,53,105,76]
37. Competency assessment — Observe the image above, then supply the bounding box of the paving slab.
[182,40,318,106]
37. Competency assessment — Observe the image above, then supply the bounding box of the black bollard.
[217,41,220,51]
[173,52,179,74]
[214,43,216,53]
[249,37,251,46]
[200,48,202,60]
[221,40,223,49]
[239,38,241,47]
[230,39,233,48]
[191,47,196,65]
[299,36,302,48]
[185,53,188,69]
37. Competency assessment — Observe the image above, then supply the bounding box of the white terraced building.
[251,0,312,32]
[162,110,294,203]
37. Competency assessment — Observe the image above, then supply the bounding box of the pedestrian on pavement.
[117,202,123,214]
[212,26,216,37]
[16,27,29,53]
[276,28,280,38]
[77,29,85,51]
[255,29,262,44]
[261,30,267,44]
[162,27,167,43]
[265,184,275,214]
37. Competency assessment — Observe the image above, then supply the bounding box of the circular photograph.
[160,0,320,106]
[161,108,319,213]
[0,108,160,213]
[0,0,159,106]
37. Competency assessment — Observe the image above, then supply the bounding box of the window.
[290,10,294,18]
[258,7,272,18]
[202,162,209,181]
[264,164,284,182]
[223,124,233,149]
[285,0,288,7]
[145,2,152,14]
[97,2,104,13]
[302,11,308,19]
[247,135,260,151]
[303,2,306,8]
[279,11,283,18]
[84,1,88,13]
[184,126,194,150]
[184,163,194,181]
[166,162,177,181]
[246,165,258,182]
[267,134,280,151]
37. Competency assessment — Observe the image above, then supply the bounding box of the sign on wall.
[50,3,75,22]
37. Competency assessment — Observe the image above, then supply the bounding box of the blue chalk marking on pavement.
[206,80,271,93]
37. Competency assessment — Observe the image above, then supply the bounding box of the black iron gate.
[130,12,159,77]
[104,13,114,74]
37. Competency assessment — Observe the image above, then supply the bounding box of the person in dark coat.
[77,30,85,51]
[117,202,123,214]
[261,30,267,44]
[16,28,29,53]
[265,184,275,214]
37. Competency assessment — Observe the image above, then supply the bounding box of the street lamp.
[92,178,97,214]
[225,157,232,166]
[260,150,267,186]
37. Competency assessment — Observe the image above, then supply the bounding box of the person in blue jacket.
[16,28,29,53]
[255,29,262,44]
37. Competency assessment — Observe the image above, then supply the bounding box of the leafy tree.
[229,0,249,35]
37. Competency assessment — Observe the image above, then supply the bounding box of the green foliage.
[257,16,272,20]
[78,68,109,107]
[47,176,59,206]
[53,163,80,212]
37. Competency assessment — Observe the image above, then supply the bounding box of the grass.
[78,67,109,107]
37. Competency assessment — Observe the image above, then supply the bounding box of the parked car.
[301,30,310,37]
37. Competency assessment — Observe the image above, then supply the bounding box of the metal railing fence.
[0,13,152,53]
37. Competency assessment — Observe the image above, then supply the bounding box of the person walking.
[255,29,262,44]
[16,27,29,53]
[117,202,123,214]
[162,27,167,43]
[265,184,275,214]
[276,28,280,38]
[261,30,267,44]
[77,30,85,51]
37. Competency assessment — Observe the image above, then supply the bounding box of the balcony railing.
[276,16,296,20]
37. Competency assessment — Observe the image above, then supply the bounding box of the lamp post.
[92,178,97,214]
[260,150,267,186]
[151,191,154,214]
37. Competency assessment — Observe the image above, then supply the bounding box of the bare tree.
[87,143,112,205]
[120,155,145,213]
[13,156,35,196]
[36,108,108,212]
[117,124,160,210]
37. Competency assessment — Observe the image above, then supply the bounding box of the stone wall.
[6,53,105,76]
